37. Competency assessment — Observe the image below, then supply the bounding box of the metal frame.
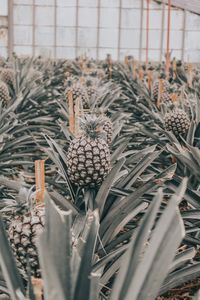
[32,0,36,56]
[6,0,197,62]
[159,1,165,62]
[139,0,144,63]
[75,0,79,58]
[8,0,14,57]
[181,9,186,62]
[117,0,122,60]
[146,0,150,65]
[96,0,101,59]
[54,0,57,58]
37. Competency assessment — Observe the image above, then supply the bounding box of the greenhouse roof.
[156,0,200,15]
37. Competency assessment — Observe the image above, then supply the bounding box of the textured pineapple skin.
[0,68,15,87]
[87,86,97,98]
[0,81,10,103]
[8,206,45,279]
[67,135,110,187]
[102,117,113,145]
[152,79,170,102]
[66,83,89,109]
[164,109,190,136]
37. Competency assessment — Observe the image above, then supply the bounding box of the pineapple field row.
[0,55,200,300]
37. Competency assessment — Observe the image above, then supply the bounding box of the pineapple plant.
[66,114,111,187]
[85,76,98,99]
[152,77,171,105]
[0,80,10,103]
[0,68,15,88]
[164,109,190,137]
[65,78,89,109]
[101,115,113,145]
[0,183,187,300]
[6,202,45,279]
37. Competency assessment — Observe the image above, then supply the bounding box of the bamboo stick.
[68,91,75,134]
[35,160,45,205]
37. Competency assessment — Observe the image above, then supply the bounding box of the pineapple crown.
[159,73,166,79]
[65,76,77,87]
[0,187,35,216]
[80,114,107,140]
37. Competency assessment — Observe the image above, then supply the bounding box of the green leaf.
[160,263,200,295]
[95,157,125,217]
[37,192,72,300]
[73,210,99,300]
[111,183,185,300]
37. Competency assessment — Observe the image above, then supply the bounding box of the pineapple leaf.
[118,150,162,189]
[37,192,72,300]
[43,135,76,201]
[160,263,200,296]
[169,247,196,273]
[111,183,185,300]
[95,157,125,217]
[89,272,101,300]
[111,139,131,163]
[73,210,99,300]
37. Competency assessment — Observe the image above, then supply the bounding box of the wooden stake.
[124,56,128,65]
[68,91,75,134]
[32,278,43,300]
[188,63,193,88]
[165,0,171,79]
[107,54,112,79]
[148,70,153,92]
[132,60,137,80]
[75,97,80,137]
[172,57,176,79]
[146,0,150,65]
[171,155,177,164]
[79,55,84,70]
[139,67,144,81]
[157,79,163,109]
[35,160,45,205]
[170,93,178,103]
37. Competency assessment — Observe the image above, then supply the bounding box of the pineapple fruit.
[85,76,98,99]
[164,109,190,137]
[0,56,6,67]
[102,115,113,145]
[152,78,171,105]
[66,114,111,187]
[65,79,89,109]
[0,68,15,88]
[0,80,10,103]
[7,203,45,279]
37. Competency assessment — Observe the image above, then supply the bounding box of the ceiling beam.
[155,0,200,15]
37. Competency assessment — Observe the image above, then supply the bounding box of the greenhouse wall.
[0,0,200,62]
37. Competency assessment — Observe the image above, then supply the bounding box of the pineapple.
[7,203,45,279]
[85,77,98,99]
[0,56,6,67]
[152,78,171,104]
[66,114,111,187]
[65,79,89,109]
[0,80,10,103]
[0,68,15,87]
[102,115,113,145]
[164,109,190,137]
